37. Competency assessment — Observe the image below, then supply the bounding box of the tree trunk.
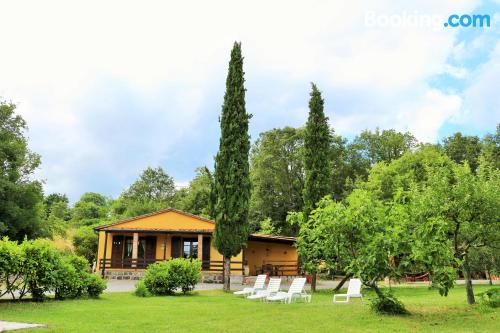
[463,255,476,305]
[311,273,317,292]
[223,255,231,292]
[333,274,352,292]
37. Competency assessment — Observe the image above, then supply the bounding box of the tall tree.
[302,83,332,291]
[303,83,332,217]
[249,127,304,235]
[0,101,44,240]
[213,42,251,292]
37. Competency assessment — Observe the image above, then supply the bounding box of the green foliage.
[442,132,482,173]
[303,83,332,217]
[477,288,500,308]
[73,226,99,265]
[249,127,304,234]
[213,42,251,263]
[72,192,109,226]
[177,167,214,218]
[0,237,25,298]
[22,239,61,301]
[54,255,87,299]
[0,101,44,240]
[84,274,107,298]
[354,128,418,165]
[134,280,151,297]
[122,167,175,205]
[370,290,409,315]
[0,237,105,301]
[43,193,70,219]
[258,218,280,235]
[142,258,202,295]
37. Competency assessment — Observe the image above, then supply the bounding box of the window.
[182,239,198,259]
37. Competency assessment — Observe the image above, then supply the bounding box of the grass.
[0,285,498,332]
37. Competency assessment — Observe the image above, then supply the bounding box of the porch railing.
[99,258,244,273]
[256,260,299,276]
[99,258,161,270]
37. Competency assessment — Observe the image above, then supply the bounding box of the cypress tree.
[303,83,332,291]
[213,42,251,292]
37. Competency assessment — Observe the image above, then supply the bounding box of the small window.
[182,239,198,259]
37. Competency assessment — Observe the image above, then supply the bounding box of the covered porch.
[97,230,244,278]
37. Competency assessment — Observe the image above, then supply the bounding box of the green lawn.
[0,285,498,332]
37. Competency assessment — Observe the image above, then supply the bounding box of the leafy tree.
[122,167,175,204]
[480,124,500,170]
[468,246,500,285]
[249,127,304,234]
[353,128,418,165]
[72,226,99,265]
[442,132,482,173]
[0,101,44,240]
[43,201,69,238]
[72,192,109,226]
[43,193,70,219]
[178,167,214,218]
[213,42,251,292]
[411,160,499,304]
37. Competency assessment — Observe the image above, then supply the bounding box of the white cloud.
[462,41,500,128]
[0,0,489,200]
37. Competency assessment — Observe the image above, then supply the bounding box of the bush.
[54,255,91,299]
[477,288,500,308]
[84,274,107,298]
[54,260,83,299]
[1,238,105,301]
[143,258,202,295]
[22,239,62,301]
[370,290,409,315]
[134,280,151,297]
[0,237,25,298]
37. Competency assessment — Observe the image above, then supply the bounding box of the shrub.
[84,274,107,298]
[134,280,151,297]
[0,237,25,298]
[22,239,62,301]
[143,258,202,295]
[54,255,90,299]
[477,288,500,308]
[370,290,409,315]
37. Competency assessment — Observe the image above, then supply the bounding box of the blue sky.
[0,0,498,202]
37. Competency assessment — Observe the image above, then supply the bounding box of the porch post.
[197,234,203,261]
[132,232,139,268]
[101,231,108,278]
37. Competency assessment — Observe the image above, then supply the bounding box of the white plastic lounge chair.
[333,278,363,303]
[247,278,281,301]
[266,277,311,304]
[233,274,267,297]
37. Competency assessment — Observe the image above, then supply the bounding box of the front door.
[111,235,124,268]
[137,236,157,267]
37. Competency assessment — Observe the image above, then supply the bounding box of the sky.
[0,0,499,202]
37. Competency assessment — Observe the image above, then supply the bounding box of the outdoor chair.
[333,278,363,303]
[247,278,281,301]
[233,274,267,297]
[266,277,311,303]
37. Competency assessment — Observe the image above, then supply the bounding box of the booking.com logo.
[364,11,491,29]
[444,14,490,28]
